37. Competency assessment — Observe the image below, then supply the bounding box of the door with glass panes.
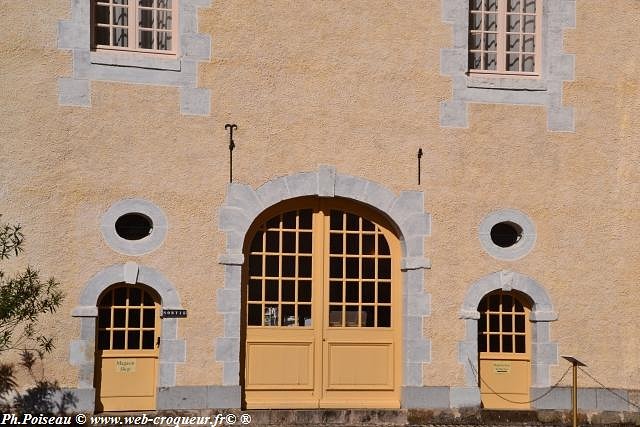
[95,284,160,411]
[478,290,531,409]
[243,198,401,408]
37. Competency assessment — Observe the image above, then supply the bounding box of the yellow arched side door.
[478,291,531,409]
[243,199,401,409]
[95,285,160,412]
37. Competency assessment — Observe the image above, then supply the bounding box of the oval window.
[115,213,153,240]
[490,221,523,248]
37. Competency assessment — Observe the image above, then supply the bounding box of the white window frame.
[468,0,542,77]
[91,0,179,55]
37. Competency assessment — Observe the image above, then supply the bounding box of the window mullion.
[497,0,507,72]
[172,0,178,54]
[535,0,542,73]
[130,1,137,51]
[315,205,326,330]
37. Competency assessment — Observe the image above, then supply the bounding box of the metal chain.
[468,358,640,410]
[467,357,571,405]
[578,367,640,411]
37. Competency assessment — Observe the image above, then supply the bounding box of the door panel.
[325,341,394,389]
[478,291,531,410]
[97,353,157,411]
[243,199,401,409]
[246,340,315,388]
[479,358,530,409]
[480,392,530,410]
[95,285,160,412]
[480,359,529,394]
[244,207,323,407]
[321,205,400,407]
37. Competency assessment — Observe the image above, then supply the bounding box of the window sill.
[90,51,181,71]
[466,74,547,91]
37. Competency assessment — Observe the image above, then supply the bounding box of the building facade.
[1,0,639,414]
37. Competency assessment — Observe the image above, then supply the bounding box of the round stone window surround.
[101,198,168,256]
[479,209,536,261]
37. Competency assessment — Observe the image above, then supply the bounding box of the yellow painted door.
[243,200,401,409]
[244,206,321,408]
[95,285,160,412]
[478,291,531,409]
[320,205,400,408]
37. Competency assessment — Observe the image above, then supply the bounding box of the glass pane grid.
[478,291,527,354]
[247,210,314,328]
[137,0,173,50]
[95,0,130,48]
[247,208,393,329]
[468,0,499,71]
[328,210,392,328]
[468,0,538,73]
[504,0,537,72]
[97,286,158,350]
[93,0,174,52]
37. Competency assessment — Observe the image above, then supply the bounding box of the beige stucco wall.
[0,0,638,394]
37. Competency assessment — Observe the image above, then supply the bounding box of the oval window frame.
[479,209,536,261]
[101,198,168,256]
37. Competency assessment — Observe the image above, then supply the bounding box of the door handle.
[156,337,161,348]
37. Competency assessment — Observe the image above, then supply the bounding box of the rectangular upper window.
[468,0,541,75]
[92,0,177,54]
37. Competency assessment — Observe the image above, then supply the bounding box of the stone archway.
[70,262,185,408]
[216,166,432,407]
[456,270,559,407]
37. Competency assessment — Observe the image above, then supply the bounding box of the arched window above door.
[246,207,314,328]
[477,290,531,354]
[244,199,398,330]
[97,284,161,351]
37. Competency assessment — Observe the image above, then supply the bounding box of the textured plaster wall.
[0,0,638,396]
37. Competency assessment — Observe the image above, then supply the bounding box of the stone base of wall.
[532,387,637,412]
[60,387,95,413]
[403,386,639,412]
[71,408,640,426]
[408,408,640,427]
[157,385,240,410]
[55,386,639,418]
[402,386,481,409]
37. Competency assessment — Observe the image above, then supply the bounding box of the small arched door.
[95,284,161,411]
[478,290,531,409]
[242,198,401,409]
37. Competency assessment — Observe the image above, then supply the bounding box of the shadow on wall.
[0,352,77,415]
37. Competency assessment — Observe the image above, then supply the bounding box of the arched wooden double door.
[242,198,401,409]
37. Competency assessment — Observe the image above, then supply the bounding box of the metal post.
[562,356,586,427]
[572,362,578,427]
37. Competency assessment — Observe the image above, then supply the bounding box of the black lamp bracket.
[225,124,237,183]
